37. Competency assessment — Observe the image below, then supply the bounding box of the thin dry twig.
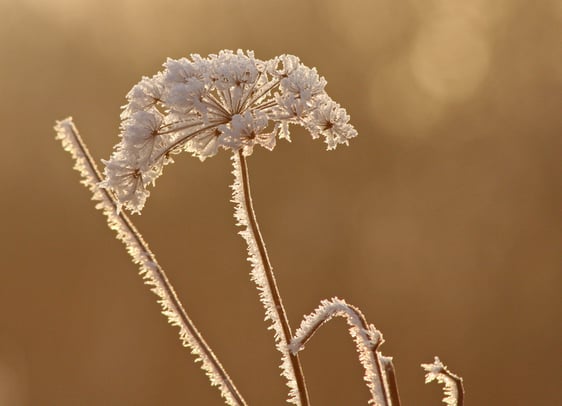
[54,117,247,406]
[231,150,310,406]
[422,357,465,406]
[290,297,400,406]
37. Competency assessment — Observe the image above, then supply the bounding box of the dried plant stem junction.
[236,150,310,406]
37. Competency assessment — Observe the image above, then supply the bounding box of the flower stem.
[290,298,394,406]
[236,150,310,405]
[55,118,247,406]
[380,357,402,406]
[422,357,464,406]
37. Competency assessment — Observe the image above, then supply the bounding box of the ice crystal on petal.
[103,50,357,213]
[164,57,202,84]
[279,65,326,103]
[307,99,357,150]
[221,111,275,155]
[102,158,149,212]
[122,74,165,119]
[164,78,206,114]
[122,110,165,156]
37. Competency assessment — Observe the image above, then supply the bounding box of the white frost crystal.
[102,50,357,213]
[422,357,464,406]
[290,298,388,406]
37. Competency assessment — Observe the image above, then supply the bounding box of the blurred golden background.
[1,0,560,404]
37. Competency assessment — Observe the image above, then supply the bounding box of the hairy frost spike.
[422,357,465,406]
[54,118,247,406]
[290,297,391,406]
[103,49,357,213]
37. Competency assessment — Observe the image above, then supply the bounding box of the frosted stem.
[421,357,464,406]
[231,151,310,405]
[54,117,247,406]
[290,298,396,406]
[379,356,402,406]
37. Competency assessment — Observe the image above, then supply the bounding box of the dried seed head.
[102,50,358,213]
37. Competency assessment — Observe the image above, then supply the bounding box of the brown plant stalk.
[234,150,310,405]
[290,297,401,406]
[55,118,247,406]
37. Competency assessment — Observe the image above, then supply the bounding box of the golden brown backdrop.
[1,0,560,405]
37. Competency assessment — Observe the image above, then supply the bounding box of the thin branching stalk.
[422,357,465,406]
[290,297,398,406]
[231,151,310,406]
[54,117,247,406]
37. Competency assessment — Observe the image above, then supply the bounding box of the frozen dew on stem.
[101,50,358,213]
[422,357,465,406]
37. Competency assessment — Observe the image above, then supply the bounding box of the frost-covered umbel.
[102,50,357,213]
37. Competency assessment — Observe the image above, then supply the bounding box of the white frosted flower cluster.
[102,50,357,213]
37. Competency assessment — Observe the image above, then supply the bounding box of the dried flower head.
[102,50,357,213]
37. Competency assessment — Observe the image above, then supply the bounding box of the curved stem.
[422,357,464,406]
[55,118,247,406]
[290,298,394,406]
[234,150,310,405]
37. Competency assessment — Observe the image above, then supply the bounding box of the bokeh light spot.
[325,0,414,53]
[369,57,445,137]
[410,16,490,102]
